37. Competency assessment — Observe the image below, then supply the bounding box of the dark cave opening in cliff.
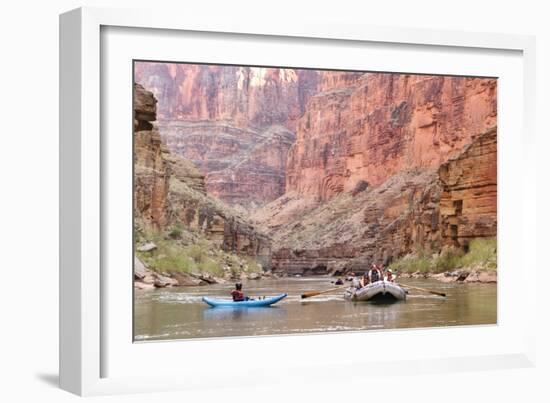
[453,199,463,216]
[450,224,459,245]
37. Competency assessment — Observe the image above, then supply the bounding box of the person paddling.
[231,282,247,302]
[369,263,382,283]
[352,273,364,289]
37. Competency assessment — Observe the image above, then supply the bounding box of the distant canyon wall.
[286,72,497,201]
[266,128,497,274]
[134,62,319,208]
[134,63,498,275]
[134,62,319,129]
[133,84,271,264]
[255,72,497,274]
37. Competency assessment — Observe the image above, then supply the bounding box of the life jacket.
[231,289,245,301]
[370,269,380,282]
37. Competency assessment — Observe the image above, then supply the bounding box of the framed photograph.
[60,7,537,396]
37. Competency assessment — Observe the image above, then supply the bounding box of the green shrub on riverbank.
[135,227,261,278]
[242,256,262,272]
[460,238,497,269]
[389,252,433,273]
[389,237,497,273]
[153,253,195,273]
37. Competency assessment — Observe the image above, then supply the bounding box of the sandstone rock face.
[134,62,319,208]
[250,72,497,274]
[258,170,442,274]
[134,62,319,129]
[133,84,272,265]
[204,125,296,208]
[134,83,170,229]
[166,151,272,267]
[286,73,497,201]
[319,71,364,92]
[257,128,496,274]
[135,64,498,276]
[160,122,296,208]
[439,127,497,247]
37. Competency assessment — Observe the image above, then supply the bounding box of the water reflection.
[203,306,286,321]
[134,277,497,341]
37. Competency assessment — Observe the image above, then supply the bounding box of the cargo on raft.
[344,281,407,302]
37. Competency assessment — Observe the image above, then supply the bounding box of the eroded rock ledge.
[134,257,273,289]
[133,83,272,268]
[134,63,320,209]
[257,127,497,276]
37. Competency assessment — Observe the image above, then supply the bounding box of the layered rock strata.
[134,84,169,229]
[261,127,497,274]
[165,152,272,266]
[286,73,497,201]
[439,127,497,247]
[250,72,498,274]
[134,62,319,129]
[159,121,296,208]
[134,62,319,208]
[133,83,271,264]
[261,170,441,274]
[135,65,498,276]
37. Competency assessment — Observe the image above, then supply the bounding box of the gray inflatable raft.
[345,280,406,302]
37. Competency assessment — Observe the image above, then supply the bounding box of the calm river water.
[134,277,497,341]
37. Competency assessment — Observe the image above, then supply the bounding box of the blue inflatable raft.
[202,294,287,308]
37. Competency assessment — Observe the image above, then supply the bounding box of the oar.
[301,285,348,299]
[399,283,446,297]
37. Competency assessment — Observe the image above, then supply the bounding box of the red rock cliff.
[286,73,497,200]
[134,84,169,230]
[261,128,497,274]
[133,84,272,264]
[134,62,319,208]
[135,63,319,130]
[253,72,497,274]
[439,127,497,247]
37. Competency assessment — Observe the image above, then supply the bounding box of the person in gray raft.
[368,263,382,283]
[346,263,406,302]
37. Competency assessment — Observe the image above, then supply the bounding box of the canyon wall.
[134,84,170,229]
[266,127,497,274]
[439,127,497,247]
[159,121,296,208]
[262,170,441,274]
[286,72,497,201]
[253,72,497,274]
[134,62,319,208]
[133,84,271,264]
[134,64,498,275]
[134,63,319,129]
[165,152,272,266]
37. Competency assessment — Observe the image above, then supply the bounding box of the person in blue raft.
[231,283,255,301]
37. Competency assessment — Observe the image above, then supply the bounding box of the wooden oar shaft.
[400,283,446,297]
[301,285,347,299]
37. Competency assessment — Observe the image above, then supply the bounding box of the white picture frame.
[60,6,537,396]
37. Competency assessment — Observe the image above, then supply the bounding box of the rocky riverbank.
[397,268,497,284]
[134,256,274,290]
